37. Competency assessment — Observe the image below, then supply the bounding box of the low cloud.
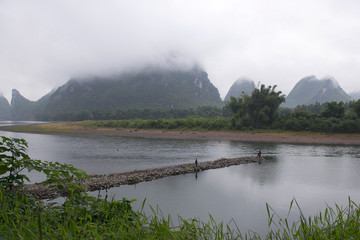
[0,0,359,101]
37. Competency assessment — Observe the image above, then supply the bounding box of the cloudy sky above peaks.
[1,0,360,101]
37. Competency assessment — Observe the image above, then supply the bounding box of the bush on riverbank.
[77,115,360,134]
[79,117,233,131]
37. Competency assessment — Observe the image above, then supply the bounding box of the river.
[1,121,359,236]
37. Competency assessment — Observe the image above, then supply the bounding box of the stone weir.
[24,156,263,199]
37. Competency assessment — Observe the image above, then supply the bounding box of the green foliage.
[294,102,324,115]
[38,105,229,121]
[350,99,360,118]
[273,100,360,133]
[321,101,345,118]
[2,188,360,239]
[227,96,245,129]
[266,198,360,240]
[0,136,36,190]
[79,117,232,131]
[226,85,285,129]
[0,189,140,240]
[0,136,88,196]
[75,109,360,133]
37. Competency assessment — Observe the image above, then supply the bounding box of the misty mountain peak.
[283,76,352,108]
[235,77,253,84]
[9,89,38,120]
[300,75,317,82]
[42,66,221,114]
[11,89,25,106]
[11,89,33,106]
[12,88,20,97]
[224,78,255,101]
[158,52,201,71]
[322,76,339,88]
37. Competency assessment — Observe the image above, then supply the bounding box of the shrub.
[0,136,88,197]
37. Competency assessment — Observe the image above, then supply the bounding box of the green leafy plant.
[0,136,40,190]
[0,136,88,196]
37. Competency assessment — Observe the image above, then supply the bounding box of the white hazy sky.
[1,0,359,101]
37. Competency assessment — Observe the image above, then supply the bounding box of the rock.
[23,156,263,199]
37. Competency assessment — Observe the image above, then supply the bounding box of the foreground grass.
[1,188,360,240]
[265,198,360,239]
[0,189,249,240]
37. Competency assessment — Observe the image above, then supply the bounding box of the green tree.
[226,96,245,129]
[243,85,285,127]
[294,102,323,114]
[350,100,360,118]
[226,85,285,128]
[321,101,345,118]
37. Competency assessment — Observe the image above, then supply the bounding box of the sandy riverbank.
[1,122,359,145]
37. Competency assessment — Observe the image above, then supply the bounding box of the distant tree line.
[79,98,360,133]
[36,106,230,121]
[273,101,360,133]
[80,117,232,131]
[227,85,360,133]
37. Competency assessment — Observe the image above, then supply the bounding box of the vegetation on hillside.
[37,105,229,121]
[282,76,353,108]
[7,67,222,120]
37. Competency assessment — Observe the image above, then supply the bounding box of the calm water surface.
[1,121,359,235]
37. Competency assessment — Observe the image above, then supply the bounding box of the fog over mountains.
[224,78,255,101]
[281,76,353,108]
[0,95,10,120]
[350,92,360,100]
[0,64,357,121]
[2,65,222,120]
[223,75,353,109]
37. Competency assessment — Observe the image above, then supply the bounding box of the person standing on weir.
[257,150,262,163]
[195,159,198,171]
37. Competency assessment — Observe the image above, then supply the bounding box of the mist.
[1,0,360,101]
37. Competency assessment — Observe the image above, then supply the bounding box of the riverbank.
[23,156,262,199]
[1,122,360,145]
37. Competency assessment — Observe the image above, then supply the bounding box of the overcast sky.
[1,0,359,101]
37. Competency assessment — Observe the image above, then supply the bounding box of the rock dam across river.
[24,156,263,199]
